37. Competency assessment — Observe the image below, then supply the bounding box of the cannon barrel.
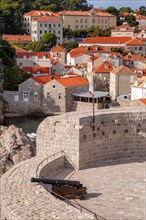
[31,177,83,187]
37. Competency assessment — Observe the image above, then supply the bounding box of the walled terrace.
[1,109,146,220]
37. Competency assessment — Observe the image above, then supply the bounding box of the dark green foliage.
[111,47,124,54]
[124,14,139,27]
[42,32,57,47]
[87,26,112,37]
[61,42,78,52]
[139,6,146,16]
[26,41,45,52]
[105,6,119,16]
[0,0,92,35]
[3,65,30,91]
[119,7,133,13]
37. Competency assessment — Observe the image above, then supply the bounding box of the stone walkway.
[69,160,146,220]
[1,155,95,220]
[1,155,146,220]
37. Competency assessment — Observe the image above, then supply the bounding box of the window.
[58,24,60,27]
[34,92,38,99]
[53,85,55,88]
[19,62,23,66]
[28,84,32,88]
[139,47,143,50]
[81,25,83,29]
[27,29,29,32]
[92,19,95,23]
[58,93,61,99]
[49,24,51,28]
[85,19,87,23]
[68,25,70,29]
[58,30,60,34]
[76,25,78,29]
[76,20,78,23]
[23,92,29,101]
[135,47,137,50]
[47,93,50,99]
[81,19,83,23]
[105,20,107,24]
[85,25,88,28]
[40,30,42,34]
[54,24,55,27]
[45,24,47,27]
[102,19,104,23]
[33,63,36,66]
[14,95,19,101]
[45,30,47,33]
[40,23,42,27]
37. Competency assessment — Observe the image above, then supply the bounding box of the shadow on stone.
[85,192,102,200]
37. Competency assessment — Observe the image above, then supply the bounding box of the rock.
[0,125,35,176]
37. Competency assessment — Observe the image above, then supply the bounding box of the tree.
[124,14,139,27]
[105,6,119,16]
[3,65,30,91]
[42,32,57,48]
[119,7,133,13]
[139,6,146,16]
[61,42,78,52]
[87,26,101,37]
[26,41,45,52]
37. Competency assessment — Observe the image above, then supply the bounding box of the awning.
[73,91,109,98]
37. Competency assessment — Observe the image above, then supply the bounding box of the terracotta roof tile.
[58,10,115,17]
[123,54,146,61]
[3,35,32,43]
[16,52,50,59]
[34,16,62,23]
[51,45,66,52]
[94,62,113,73]
[32,75,60,84]
[22,67,50,74]
[56,76,88,87]
[139,99,146,105]
[24,10,59,17]
[125,38,144,45]
[81,36,132,45]
[12,45,26,52]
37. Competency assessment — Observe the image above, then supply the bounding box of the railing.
[35,151,108,220]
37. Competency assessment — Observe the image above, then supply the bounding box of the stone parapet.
[36,109,146,169]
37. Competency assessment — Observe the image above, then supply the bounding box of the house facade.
[4,75,89,114]
[110,65,137,100]
[131,76,146,100]
[111,25,135,37]
[16,52,51,68]
[50,45,67,63]
[58,9,116,31]
[22,10,63,44]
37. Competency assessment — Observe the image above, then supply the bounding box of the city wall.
[36,109,146,169]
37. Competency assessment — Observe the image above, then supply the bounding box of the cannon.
[31,177,87,200]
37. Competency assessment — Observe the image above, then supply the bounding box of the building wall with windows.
[16,56,51,68]
[59,11,116,31]
[31,20,63,44]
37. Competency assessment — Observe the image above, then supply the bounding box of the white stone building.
[22,10,63,44]
[131,76,146,100]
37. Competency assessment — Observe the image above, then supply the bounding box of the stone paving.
[68,160,146,220]
[1,153,146,220]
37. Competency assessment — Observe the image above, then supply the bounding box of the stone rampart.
[36,109,146,169]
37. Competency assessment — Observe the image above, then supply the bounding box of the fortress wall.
[36,115,80,168]
[79,111,146,168]
[36,110,146,169]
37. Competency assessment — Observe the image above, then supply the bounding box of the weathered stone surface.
[0,125,35,176]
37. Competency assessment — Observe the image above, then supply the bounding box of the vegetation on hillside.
[0,39,30,91]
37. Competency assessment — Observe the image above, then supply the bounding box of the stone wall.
[36,109,146,169]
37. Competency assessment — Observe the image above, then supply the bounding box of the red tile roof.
[24,10,59,17]
[139,99,146,105]
[119,12,130,17]
[112,25,134,31]
[135,15,146,20]
[22,67,50,75]
[58,10,115,17]
[94,62,113,73]
[125,38,144,45]
[57,76,88,87]
[12,45,26,52]
[32,75,88,87]
[34,16,62,23]
[81,36,132,45]
[16,52,50,59]
[3,35,32,43]
[32,75,60,84]
[51,45,66,52]
[123,54,146,61]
